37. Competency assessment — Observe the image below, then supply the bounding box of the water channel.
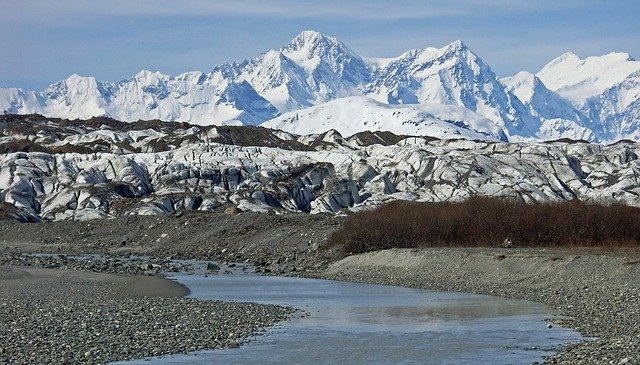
[117,271,581,364]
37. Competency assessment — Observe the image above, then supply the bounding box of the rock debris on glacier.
[1,115,638,221]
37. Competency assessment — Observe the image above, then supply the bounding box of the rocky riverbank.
[319,248,640,365]
[0,212,334,364]
[0,211,343,274]
[1,213,639,364]
[0,265,294,365]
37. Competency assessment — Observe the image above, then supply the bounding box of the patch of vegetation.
[326,197,640,254]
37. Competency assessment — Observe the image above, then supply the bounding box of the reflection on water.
[115,275,581,365]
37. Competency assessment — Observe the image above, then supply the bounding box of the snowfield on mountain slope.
[261,96,507,141]
[536,51,640,103]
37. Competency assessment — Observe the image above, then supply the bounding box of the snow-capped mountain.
[583,70,640,141]
[500,71,594,141]
[2,30,640,143]
[536,52,640,103]
[262,96,508,141]
[532,52,640,141]
[240,30,370,111]
[0,70,279,125]
[363,40,538,138]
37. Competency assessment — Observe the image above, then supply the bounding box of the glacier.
[1,115,639,221]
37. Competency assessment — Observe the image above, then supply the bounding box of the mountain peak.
[542,52,581,69]
[424,40,479,65]
[603,51,635,62]
[447,39,468,51]
[295,30,326,41]
[281,30,351,60]
[538,50,640,102]
[134,69,168,81]
[408,40,477,68]
[501,71,542,103]
[278,30,368,85]
[65,74,93,82]
[289,30,330,45]
[560,51,580,60]
[52,74,100,91]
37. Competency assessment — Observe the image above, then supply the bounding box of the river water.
[116,272,581,365]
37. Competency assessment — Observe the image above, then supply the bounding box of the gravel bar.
[0,265,294,365]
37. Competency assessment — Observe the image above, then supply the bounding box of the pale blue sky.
[2,0,639,90]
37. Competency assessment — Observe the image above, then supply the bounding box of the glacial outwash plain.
[1,30,639,365]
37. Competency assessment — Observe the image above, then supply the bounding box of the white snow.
[537,52,640,103]
[1,30,640,143]
[262,96,506,141]
[501,71,537,103]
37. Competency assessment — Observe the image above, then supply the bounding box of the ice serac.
[364,40,537,138]
[262,96,508,141]
[501,71,594,141]
[2,116,639,221]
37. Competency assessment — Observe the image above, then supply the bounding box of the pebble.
[0,254,295,365]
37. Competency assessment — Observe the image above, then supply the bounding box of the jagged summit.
[132,70,169,82]
[281,30,365,71]
[445,39,468,51]
[282,30,344,53]
[501,71,591,140]
[281,30,369,81]
[362,38,537,138]
[1,31,640,143]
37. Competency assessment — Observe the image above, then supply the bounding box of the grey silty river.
[115,273,581,364]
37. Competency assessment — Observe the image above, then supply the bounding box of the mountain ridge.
[2,30,640,143]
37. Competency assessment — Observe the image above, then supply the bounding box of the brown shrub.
[326,197,640,254]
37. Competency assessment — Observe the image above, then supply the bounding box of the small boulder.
[224,206,242,216]
[206,262,220,272]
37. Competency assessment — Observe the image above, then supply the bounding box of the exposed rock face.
[1,115,639,221]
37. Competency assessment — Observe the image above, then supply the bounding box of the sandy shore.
[319,247,640,364]
[0,264,293,365]
[0,265,188,299]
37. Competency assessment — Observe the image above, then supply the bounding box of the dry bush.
[326,197,640,254]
